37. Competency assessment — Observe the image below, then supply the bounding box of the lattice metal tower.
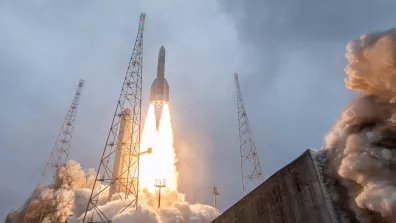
[234,73,264,196]
[24,79,84,222]
[82,13,146,223]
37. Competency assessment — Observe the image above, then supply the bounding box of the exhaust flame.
[156,104,178,191]
[139,105,158,192]
[139,104,178,193]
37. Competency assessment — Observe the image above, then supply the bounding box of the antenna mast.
[234,73,263,196]
[24,79,84,222]
[82,13,146,223]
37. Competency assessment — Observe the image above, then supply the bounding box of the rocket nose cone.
[159,46,165,56]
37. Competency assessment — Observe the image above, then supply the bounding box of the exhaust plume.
[320,28,396,222]
[68,103,219,222]
[7,103,220,223]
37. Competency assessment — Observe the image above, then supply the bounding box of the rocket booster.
[150,46,169,128]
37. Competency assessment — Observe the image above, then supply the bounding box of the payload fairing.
[150,46,169,128]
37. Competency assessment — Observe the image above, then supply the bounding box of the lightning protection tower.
[24,79,84,223]
[234,73,264,196]
[82,13,146,223]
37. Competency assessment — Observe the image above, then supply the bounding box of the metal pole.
[154,178,166,209]
[158,186,161,209]
[214,193,217,208]
[213,186,219,209]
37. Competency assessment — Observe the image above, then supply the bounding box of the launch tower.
[82,13,146,223]
[234,73,264,196]
[23,79,84,222]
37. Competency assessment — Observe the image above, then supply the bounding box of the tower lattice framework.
[82,13,145,223]
[234,73,264,196]
[24,79,84,222]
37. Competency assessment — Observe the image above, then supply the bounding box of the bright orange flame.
[157,104,178,190]
[139,104,178,193]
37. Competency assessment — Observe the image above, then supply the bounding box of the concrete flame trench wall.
[212,150,337,223]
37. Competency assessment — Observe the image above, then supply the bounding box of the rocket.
[150,46,169,128]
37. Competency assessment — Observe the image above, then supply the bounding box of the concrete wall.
[212,150,337,223]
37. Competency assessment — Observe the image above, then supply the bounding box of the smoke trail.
[321,28,396,222]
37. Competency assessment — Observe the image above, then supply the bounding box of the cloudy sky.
[1,0,396,219]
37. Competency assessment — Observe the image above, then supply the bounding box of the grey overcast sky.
[1,0,396,219]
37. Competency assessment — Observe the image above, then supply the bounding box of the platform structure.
[211,150,338,223]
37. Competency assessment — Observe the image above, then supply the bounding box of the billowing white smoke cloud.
[69,186,220,223]
[321,28,396,222]
[69,194,219,223]
[6,160,220,223]
[5,160,97,223]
